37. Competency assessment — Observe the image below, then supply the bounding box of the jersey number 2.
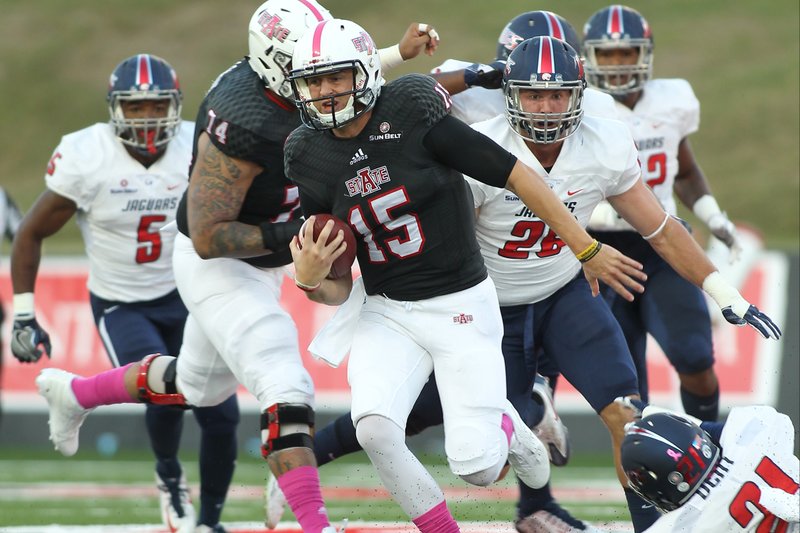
[729,456,798,532]
[644,152,667,189]
[136,214,166,264]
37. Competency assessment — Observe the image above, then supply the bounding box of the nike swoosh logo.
[103,305,120,315]
[567,189,583,196]
[167,184,182,191]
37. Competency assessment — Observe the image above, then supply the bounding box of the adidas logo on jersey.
[349,148,368,165]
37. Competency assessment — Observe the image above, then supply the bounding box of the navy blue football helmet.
[503,36,585,144]
[496,11,581,62]
[107,54,182,155]
[582,5,654,95]
[621,412,721,512]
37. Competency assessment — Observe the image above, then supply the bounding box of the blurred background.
[0,3,797,528]
[0,0,797,451]
[1,0,798,252]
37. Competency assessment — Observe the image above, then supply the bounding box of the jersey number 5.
[136,214,167,264]
[729,456,799,532]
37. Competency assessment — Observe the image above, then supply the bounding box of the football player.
[583,5,739,428]
[266,11,617,533]
[0,186,22,427]
[11,54,239,533]
[622,407,799,531]
[465,35,779,533]
[290,26,780,532]
[30,2,440,533]
[430,10,618,124]
[285,18,650,532]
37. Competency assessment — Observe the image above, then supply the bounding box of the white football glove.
[693,195,742,264]
[707,212,743,264]
[703,272,782,340]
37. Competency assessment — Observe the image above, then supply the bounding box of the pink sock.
[412,500,460,533]
[71,363,136,409]
[501,413,513,446]
[277,465,330,533]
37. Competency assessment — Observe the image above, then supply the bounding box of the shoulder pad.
[385,74,452,128]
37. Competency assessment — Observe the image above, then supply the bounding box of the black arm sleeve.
[422,115,517,188]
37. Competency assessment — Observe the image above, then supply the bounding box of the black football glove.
[463,60,506,90]
[11,317,52,363]
[722,304,782,340]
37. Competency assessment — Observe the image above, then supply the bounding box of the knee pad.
[459,465,503,487]
[445,422,504,477]
[137,354,187,407]
[260,403,315,458]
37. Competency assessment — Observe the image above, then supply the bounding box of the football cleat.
[321,519,348,533]
[156,471,196,533]
[531,375,571,466]
[35,368,94,457]
[516,506,608,533]
[264,473,287,529]
[195,525,226,533]
[504,400,550,489]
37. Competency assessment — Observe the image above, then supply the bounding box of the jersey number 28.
[499,220,565,259]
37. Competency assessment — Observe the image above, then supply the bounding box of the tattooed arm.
[187,132,267,259]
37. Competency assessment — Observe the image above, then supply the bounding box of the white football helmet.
[290,19,383,130]
[247,0,332,98]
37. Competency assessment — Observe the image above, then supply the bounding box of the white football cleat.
[321,519,348,533]
[264,473,286,528]
[156,471,196,533]
[531,374,570,466]
[504,400,550,489]
[35,368,93,457]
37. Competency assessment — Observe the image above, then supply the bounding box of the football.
[302,214,357,280]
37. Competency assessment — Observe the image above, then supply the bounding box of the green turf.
[0,449,627,526]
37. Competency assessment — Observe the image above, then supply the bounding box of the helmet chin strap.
[316,94,355,127]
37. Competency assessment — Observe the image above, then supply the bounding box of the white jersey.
[431,58,619,124]
[466,115,640,305]
[646,406,799,533]
[589,79,700,232]
[45,121,194,302]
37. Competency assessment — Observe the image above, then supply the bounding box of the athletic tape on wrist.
[692,195,723,225]
[13,292,35,318]
[378,44,404,71]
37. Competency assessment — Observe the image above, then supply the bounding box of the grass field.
[0,448,633,530]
